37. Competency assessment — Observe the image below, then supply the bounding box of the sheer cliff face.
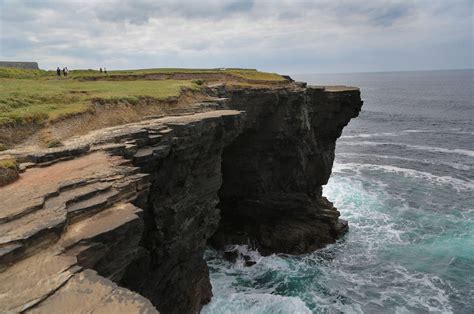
[212,86,363,254]
[122,85,362,313]
[122,113,244,314]
[0,84,362,314]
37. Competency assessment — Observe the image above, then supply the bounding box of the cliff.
[211,85,361,254]
[0,83,362,313]
[0,61,39,70]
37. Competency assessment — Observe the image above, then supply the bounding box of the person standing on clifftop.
[99,67,103,73]
[56,67,61,77]
[104,67,107,74]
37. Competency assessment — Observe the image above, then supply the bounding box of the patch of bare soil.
[0,123,44,149]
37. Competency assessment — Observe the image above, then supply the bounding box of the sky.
[0,0,473,73]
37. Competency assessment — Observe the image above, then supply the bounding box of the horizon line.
[292,67,473,76]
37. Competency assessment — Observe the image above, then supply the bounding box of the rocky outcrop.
[211,85,362,254]
[0,83,362,313]
[119,111,244,313]
[0,151,155,312]
[0,61,39,70]
[0,110,243,313]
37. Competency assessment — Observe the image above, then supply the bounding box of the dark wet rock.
[243,255,256,267]
[223,249,239,263]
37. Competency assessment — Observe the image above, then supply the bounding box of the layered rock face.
[120,111,244,313]
[0,152,156,312]
[0,110,243,313]
[0,84,362,313]
[211,85,363,254]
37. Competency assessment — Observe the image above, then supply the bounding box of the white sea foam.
[331,162,474,191]
[205,171,464,313]
[338,152,471,171]
[402,129,474,135]
[323,178,455,313]
[202,292,312,314]
[341,132,398,139]
[338,141,474,158]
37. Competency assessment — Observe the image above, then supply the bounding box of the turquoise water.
[203,70,474,313]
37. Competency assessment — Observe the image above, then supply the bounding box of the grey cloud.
[0,37,34,56]
[0,0,472,72]
[0,0,41,22]
[364,4,413,27]
[327,1,414,27]
[179,40,212,51]
[277,11,302,20]
[223,0,254,13]
[94,0,255,25]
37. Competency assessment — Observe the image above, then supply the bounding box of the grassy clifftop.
[0,67,285,81]
[0,67,289,149]
[0,67,286,126]
[0,78,197,125]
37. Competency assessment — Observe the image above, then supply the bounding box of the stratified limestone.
[120,110,244,313]
[0,84,362,313]
[27,269,157,314]
[0,151,151,312]
[0,109,243,314]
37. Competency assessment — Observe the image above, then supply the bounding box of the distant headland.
[0,61,39,70]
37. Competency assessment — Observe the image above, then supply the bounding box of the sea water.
[202,69,474,314]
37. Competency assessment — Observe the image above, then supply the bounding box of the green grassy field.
[67,68,285,81]
[0,67,285,126]
[0,67,285,81]
[0,77,197,125]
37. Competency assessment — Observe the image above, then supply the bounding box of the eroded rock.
[0,83,362,313]
[211,85,363,255]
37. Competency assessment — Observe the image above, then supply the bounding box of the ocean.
[202,69,474,314]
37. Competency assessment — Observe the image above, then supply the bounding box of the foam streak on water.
[203,70,474,313]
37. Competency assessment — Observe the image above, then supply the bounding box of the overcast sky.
[0,0,472,73]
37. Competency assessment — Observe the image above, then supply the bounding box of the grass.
[0,66,287,126]
[0,66,286,81]
[0,158,17,170]
[0,67,52,79]
[0,78,197,125]
[46,139,63,148]
[69,68,286,81]
[225,69,285,81]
